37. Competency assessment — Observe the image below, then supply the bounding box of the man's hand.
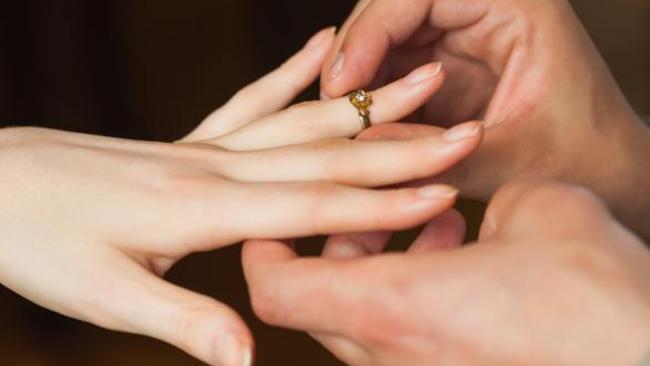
[321,0,650,237]
[244,180,650,366]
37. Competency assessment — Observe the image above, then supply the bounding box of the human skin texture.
[245,180,650,366]
[0,28,483,366]
[320,0,650,239]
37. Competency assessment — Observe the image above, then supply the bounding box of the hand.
[0,28,482,366]
[321,0,650,238]
[244,180,650,366]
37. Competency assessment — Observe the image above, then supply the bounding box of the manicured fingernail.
[417,185,459,200]
[214,333,248,366]
[442,121,482,142]
[305,26,336,50]
[403,62,443,85]
[330,52,345,79]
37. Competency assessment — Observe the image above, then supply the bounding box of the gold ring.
[349,90,373,131]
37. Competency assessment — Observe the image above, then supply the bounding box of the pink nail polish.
[403,62,443,85]
[330,53,345,79]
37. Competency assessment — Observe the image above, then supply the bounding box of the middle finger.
[215,121,482,187]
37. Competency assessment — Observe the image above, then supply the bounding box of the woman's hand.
[244,180,650,366]
[321,0,650,238]
[0,28,482,365]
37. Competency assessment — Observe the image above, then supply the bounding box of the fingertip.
[409,210,466,254]
[401,62,444,86]
[368,62,446,126]
[321,23,391,98]
[388,184,459,230]
[321,53,351,99]
[242,346,253,366]
[212,328,254,366]
[304,26,337,51]
[416,184,459,201]
[242,240,297,280]
[442,121,484,143]
[322,232,391,258]
[319,89,331,101]
[387,185,458,229]
[342,185,458,233]
[242,239,295,259]
[289,26,337,72]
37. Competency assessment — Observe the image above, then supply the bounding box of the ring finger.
[209,62,445,151]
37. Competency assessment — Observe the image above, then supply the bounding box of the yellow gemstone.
[349,90,373,109]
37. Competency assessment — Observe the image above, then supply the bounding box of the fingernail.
[417,185,459,200]
[326,243,365,258]
[319,89,331,101]
[403,62,443,85]
[442,121,482,142]
[479,213,498,240]
[214,333,249,366]
[242,347,252,366]
[305,26,336,50]
[330,52,345,79]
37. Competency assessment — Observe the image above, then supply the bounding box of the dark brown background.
[0,1,648,365]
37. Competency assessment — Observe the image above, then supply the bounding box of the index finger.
[242,239,367,336]
[321,0,490,98]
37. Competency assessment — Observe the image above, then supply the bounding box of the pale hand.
[0,28,483,366]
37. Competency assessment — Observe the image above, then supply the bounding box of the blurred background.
[0,1,648,365]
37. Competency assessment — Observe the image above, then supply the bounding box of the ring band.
[349,90,373,131]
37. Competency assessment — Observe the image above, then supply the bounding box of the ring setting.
[349,90,373,131]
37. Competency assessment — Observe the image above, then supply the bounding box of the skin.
[320,0,650,239]
[244,180,650,366]
[0,28,483,366]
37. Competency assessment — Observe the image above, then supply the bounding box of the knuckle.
[173,143,231,166]
[149,148,231,196]
[518,182,602,219]
[152,167,225,202]
[352,271,413,347]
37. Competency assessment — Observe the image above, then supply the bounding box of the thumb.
[479,180,613,242]
[408,209,466,254]
[105,262,253,366]
[321,0,430,98]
